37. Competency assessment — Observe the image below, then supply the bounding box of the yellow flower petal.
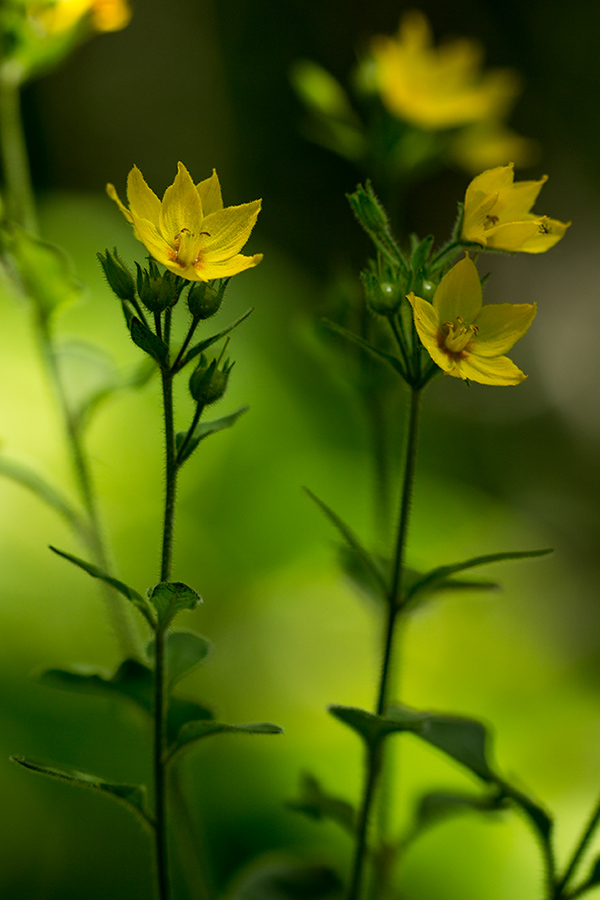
[472,302,536,356]
[199,253,264,281]
[196,170,223,217]
[126,166,161,223]
[159,162,203,241]
[456,353,527,385]
[201,201,262,262]
[106,182,132,222]
[434,254,481,324]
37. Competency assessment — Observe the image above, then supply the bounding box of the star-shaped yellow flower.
[408,255,536,385]
[370,10,518,130]
[107,163,263,282]
[461,163,570,253]
[30,0,130,35]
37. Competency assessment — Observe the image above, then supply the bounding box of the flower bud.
[189,355,234,405]
[361,268,403,315]
[187,282,223,319]
[347,181,389,234]
[136,262,185,312]
[97,249,135,301]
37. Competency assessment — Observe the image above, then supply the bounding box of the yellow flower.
[408,255,536,385]
[107,163,263,282]
[448,123,538,174]
[370,10,518,130]
[30,0,131,35]
[461,163,570,253]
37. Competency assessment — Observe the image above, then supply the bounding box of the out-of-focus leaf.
[148,582,201,625]
[406,548,552,604]
[414,789,507,832]
[176,406,249,465]
[166,697,214,746]
[146,631,211,687]
[168,719,283,761]
[40,659,154,716]
[8,229,82,319]
[49,546,155,626]
[10,756,152,828]
[228,859,343,900]
[0,456,85,533]
[288,773,355,835]
[322,319,404,376]
[291,60,358,121]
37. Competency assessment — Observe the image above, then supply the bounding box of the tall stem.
[0,73,38,234]
[554,792,600,898]
[347,387,422,900]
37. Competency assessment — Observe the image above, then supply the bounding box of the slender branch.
[171,315,201,373]
[176,402,204,467]
[555,792,600,897]
[154,621,170,900]
[0,72,38,234]
[160,365,177,584]
[346,387,422,900]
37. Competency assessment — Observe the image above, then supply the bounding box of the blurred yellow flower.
[448,123,538,174]
[30,0,131,35]
[408,255,536,385]
[371,10,518,130]
[107,163,263,282]
[461,163,570,253]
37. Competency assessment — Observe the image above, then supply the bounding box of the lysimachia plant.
[10,162,283,900]
[284,168,600,900]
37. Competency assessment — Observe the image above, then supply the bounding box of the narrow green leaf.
[288,773,356,835]
[176,406,249,465]
[582,855,600,888]
[304,488,387,597]
[148,582,201,625]
[40,659,154,716]
[406,548,553,604]
[412,711,495,782]
[321,319,404,376]
[49,546,155,626]
[10,756,152,828]
[130,317,168,366]
[167,697,213,746]
[8,229,82,319]
[410,234,435,273]
[176,308,253,372]
[327,705,418,749]
[168,719,283,761]
[414,790,506,831]
[0,456,85,534]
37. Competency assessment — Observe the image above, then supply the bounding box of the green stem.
[0,72,38,234]
[347,387,422,900]
[171,315,200,373]
[555,792,600,898]
[160,365,177,584]
[176,402,204,467]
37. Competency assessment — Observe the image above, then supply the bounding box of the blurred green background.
[2,0,600,897]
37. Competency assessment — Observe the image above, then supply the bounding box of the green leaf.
[175,406,249,465]
[304,488,387,598]
[501,784,553,843]
[49,546,155,626]
[176,308,254,372]
[413,789,507,832]
[149,630,211,687]
[408,710,495,782]
[0,456,85,534]
[321,319,404,376]
[288,773,355,835]
[328,705,419,749]
[40,659,154,716]
[168,719,283,761]
[130,317,168,366]
[410,234,435,273]
[406,548,553,604]
[10,756,152,828]
[8,229,82,319]
[582,855,600,889]
[167,697,213,746]
[228,859,343,900]
[148,582,201,625]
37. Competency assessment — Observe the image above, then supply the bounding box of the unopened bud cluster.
[189,354,234,406]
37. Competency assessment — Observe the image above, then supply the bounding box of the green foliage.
[147,582,201,627]
[10,756,153,828]
[175,308,253,372]
[229,859,343,900]
[288,774,356,836]
[168,719,284,762]
[175,406,249,465]
[40,659,156,716]
[413,789,507,832]
[0,456,85,534]
[156,630,212,687]
[6,228,82,320]
[130,316,169,366]
[49,546,156,626]
[322,318,405,377]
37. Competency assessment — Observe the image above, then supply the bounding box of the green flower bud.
[136,262,185,312]
[347,181,389,234]
[97,249,135,301]
[187,282,223,319]
[189,355,234,405]
[361,268,403,315]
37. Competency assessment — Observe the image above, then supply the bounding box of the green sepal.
[147,630,211,688]
[10,756,153,829]
[148,581,201,627]
[175,406,249,466]
[168,719,283,763]
[49,546,155,627]
[321,319,405,377]
[410,234,435,273]
[304,488,387,598]
[40,659,155,717]
[288,773,356,836]
[7,228,82,320]
[228,858,343,900]
[174,308,253,373]
[0,456,86,535]
[405,548,553,606]
[130,317,169,367]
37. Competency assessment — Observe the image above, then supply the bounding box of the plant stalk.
[554,792,600,898]
[347,387,422,900]
[0,72,38,234]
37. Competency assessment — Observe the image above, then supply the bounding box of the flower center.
[170,227,210,268]
[440,316,479,355]
[484,214,499,230]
